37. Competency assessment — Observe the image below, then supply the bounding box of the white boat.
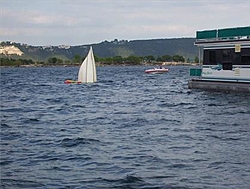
[188,26,250,92]
[145,67,169,74]
[65,46,97,84]
[194,27,250,83]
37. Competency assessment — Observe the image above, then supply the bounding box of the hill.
[0,38,197,62]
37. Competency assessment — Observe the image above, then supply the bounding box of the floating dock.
[188,79,250,92]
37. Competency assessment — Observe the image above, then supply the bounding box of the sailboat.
[65,46,97,84]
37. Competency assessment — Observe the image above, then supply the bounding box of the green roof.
[218,27,250,38]
[196,26,250,40]
[196,30,217,39]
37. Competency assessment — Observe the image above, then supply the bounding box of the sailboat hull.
[64,80,82,84]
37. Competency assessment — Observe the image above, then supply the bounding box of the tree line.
[0,58,37,66]
[1,54,199,66]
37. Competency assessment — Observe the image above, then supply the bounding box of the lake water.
[1,66,250,189]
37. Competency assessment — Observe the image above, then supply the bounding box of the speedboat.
[145,67,169,74]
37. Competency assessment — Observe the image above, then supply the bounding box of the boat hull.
[145,68,169,74]
[64,80,82,84]
[201,66,250,82]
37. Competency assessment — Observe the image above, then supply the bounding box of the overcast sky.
[1,0,250,46]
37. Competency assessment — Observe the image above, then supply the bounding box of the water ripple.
[60,137,100,147]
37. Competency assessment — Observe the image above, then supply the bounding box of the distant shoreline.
[1,61,200,68]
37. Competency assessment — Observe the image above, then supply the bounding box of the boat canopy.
[196,26,250,40]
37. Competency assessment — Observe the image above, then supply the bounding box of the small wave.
[208,134,241,141]
[103,174,152,189]
[208,161,226,169]
[158,101,193,108]
[0,160,13,166]
[1,132,21,141]
[28,118,40,122]
[65,156,92,161]
[23,118,40,124]
[45,98,64,103]
[72,104,86,108]
[194,150,207,155]
[207,103,224,107]
[1,178,45,188]
[102,79,114,84]
[168,146,193,150]
[168,163,190,169]
[120,118,148,128]
[2,107,24,113]
[121,175,143,184]
[60,137,100,147]
[1,123,11,128]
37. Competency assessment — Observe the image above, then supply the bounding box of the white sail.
[77,46,97,83]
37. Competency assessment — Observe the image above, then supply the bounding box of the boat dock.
[188,79,250,92]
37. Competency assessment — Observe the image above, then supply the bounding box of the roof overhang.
[195,38,250,49]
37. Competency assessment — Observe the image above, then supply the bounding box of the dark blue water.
[1,66,250,189]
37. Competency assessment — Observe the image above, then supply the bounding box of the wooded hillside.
[1,38,197,62]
